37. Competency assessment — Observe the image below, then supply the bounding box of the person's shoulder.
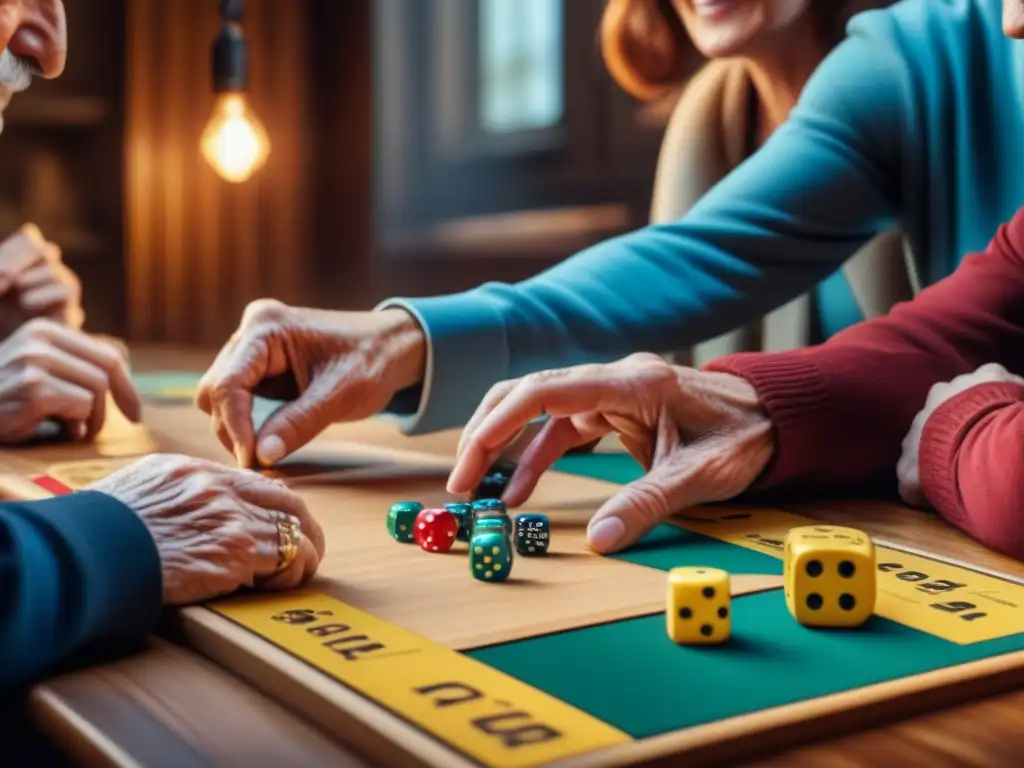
[847,0,1006,59]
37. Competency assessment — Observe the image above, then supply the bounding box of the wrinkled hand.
[0,319,140,443]
[897,363,1024,507]
[89,454,326,604]
[0,224,84,337]
[448,353,774,554]
[195,300,426,468]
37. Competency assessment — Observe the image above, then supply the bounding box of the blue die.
[514,513,550,556]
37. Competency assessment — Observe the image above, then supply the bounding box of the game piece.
[469,531,513,582]
[474,460,516,501]
[666,567,731,645]
[784,525,876,627]
[472,509,512,537]
[514,513,550,555]
[444,502,474,541]
[413,508,459,553]
[386,501,423,543]
[473,517,509,537]
[472,497,506,514]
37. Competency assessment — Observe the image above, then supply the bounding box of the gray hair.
[0,49,36,93]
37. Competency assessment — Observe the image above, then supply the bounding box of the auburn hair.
[600,0,894,102]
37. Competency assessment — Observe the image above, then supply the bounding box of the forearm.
[0,492,162,690]
[918,384,1024,559]
[376,37,903,435]
[707,214,1024,494]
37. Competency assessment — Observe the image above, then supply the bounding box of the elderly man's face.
[1007,0,1024,38]
[0,0,66,134]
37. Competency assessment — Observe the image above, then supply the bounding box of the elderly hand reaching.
[195,300,426,469]
[447,353,774,554]
[88,455,326,604]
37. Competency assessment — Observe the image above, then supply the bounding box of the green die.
[470,532,513,582]
[473,510,512,538]
[444,502,474,541]
[387,501,422,543]
[474,517,509,536]
[472,498,506,514]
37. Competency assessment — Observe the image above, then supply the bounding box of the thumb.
[586,458,699,554]
[252,378,337,466]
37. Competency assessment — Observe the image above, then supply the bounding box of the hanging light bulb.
[201,93,270,183]
[202,0,270,183]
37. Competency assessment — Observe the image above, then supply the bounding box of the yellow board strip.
[672,508,1024,645]
[208,592,631,768]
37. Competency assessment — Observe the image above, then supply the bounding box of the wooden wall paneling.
[125,0,311,344]
[308,0,374,310]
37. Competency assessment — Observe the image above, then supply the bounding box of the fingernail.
[588,517,627,553]
[257,435,287,466]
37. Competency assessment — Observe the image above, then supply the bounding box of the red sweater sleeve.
[704,207,1024,496]
[917,382,1024,559]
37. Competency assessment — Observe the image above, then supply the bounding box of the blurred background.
[8,0,703,345]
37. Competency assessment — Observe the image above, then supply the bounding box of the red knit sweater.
[706,208,1024,560]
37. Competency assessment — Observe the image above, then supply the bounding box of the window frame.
[374,0,670,254]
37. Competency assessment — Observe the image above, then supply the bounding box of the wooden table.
[7,352,1024,766]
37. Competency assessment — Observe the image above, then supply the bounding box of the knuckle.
[524,369,564,389]
[483,378,515,405]
[626,478,671,523]
[18,364,47,394]
[21,317,55,339]
[242,298,288,326]
[626,351,665,368]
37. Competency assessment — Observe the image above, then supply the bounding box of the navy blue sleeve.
[0,491,163,690]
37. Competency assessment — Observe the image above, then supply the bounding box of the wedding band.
[273,513,302,574]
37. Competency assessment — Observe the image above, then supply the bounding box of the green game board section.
[553,452,779,575]
[469,590,1024,739]
[553,453,645,485]
[609,523,781,574]
[132,371,203,400]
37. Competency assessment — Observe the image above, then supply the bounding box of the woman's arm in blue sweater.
[383,25,908,433]
[1,492,162,691]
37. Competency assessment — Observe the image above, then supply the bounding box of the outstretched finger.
[456,378,519,462]
[253,372,338,468]
[463,367,625,466]
[501,414,610,506]
[0,228,46,294]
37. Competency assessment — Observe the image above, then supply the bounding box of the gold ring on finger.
[273,513,302,574]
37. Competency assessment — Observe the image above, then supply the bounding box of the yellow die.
[784,525,876,627]
[666,567,731,645]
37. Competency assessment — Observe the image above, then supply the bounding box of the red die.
[414,508,459,553]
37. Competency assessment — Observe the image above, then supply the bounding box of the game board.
[11,404,1024,768]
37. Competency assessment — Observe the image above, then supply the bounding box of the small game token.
[514,513,550,555]
[473,509,512,537]
[413,508,459,553]
[472,498,506,514]
[474,460,516,501]
[469,531,513,582]
[444,502,474,541]
[474,517,509,536]
[387,501,423,543]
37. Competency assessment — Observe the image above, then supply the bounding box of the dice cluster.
[386,499,551,583]
[667,525,877,645]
